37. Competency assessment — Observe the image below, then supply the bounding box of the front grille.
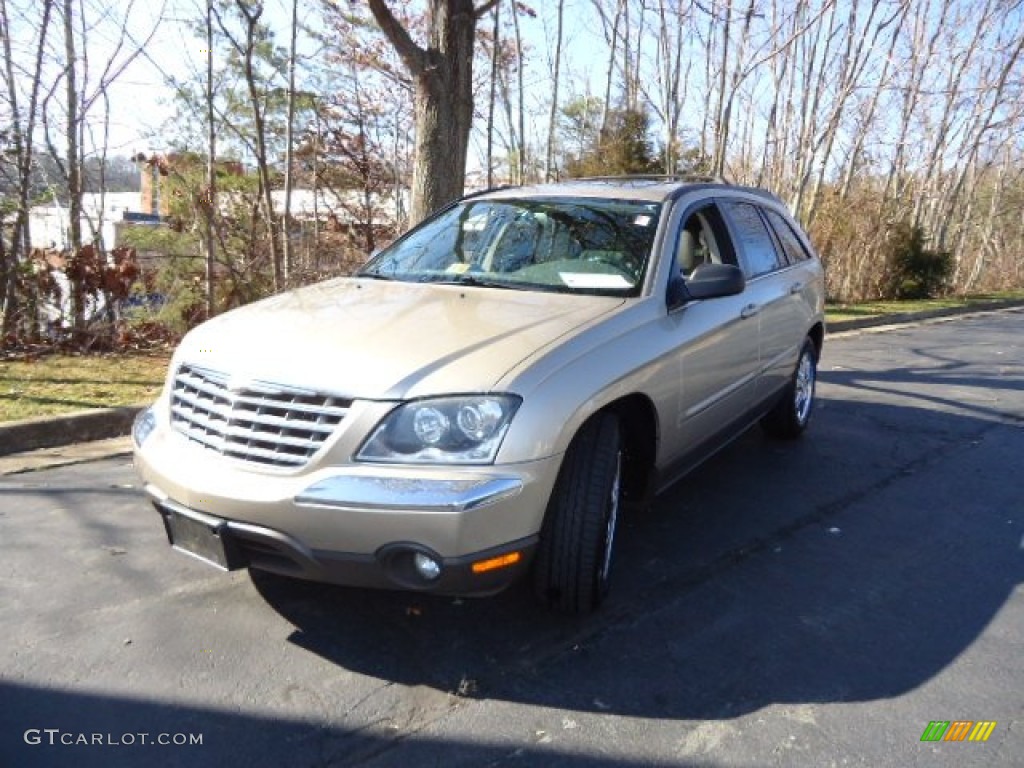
[169,363,350,468]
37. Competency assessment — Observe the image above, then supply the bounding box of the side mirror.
[684,263,746,300]
[668,263,746,311]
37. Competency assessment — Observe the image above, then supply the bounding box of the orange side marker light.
[471,552,522,573]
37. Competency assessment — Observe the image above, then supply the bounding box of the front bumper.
[152,495,537,594]
[134,408,562,594]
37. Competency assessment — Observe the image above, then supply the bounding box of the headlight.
[357,395,521,464]
[132,407,157,448]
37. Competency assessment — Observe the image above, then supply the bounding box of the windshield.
[359,197,662,296]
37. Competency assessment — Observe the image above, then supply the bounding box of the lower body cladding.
[150,493,537,594]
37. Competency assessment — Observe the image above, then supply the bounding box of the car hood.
[175,277,624,399]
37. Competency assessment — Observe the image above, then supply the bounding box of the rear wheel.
[761,337,818,439]
[533,413,622,614]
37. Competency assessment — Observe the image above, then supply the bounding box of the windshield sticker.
[559,273,634,289]
[445,262,471,274]
[634,214,652,227]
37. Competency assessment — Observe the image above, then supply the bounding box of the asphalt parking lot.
[2,310,1022,767]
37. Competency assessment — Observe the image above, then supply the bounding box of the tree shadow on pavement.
[249,380,1024,721]
[0,682,676,768]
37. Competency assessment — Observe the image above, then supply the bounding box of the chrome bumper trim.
[294,474,524,512]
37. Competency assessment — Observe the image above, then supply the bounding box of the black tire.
[533,412,623,615]
[761,337,818,439]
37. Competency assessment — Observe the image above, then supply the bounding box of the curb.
[0,405,144,458]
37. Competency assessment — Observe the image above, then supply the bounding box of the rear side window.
[763,209,811,264]
[722,201,784,278]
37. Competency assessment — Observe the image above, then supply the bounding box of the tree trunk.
[205,0,216,318]
[368,0,485,225]
[544,0,564,181]
[215,1,285,291]
[486,4,499,187]
[0,0,53,336]
[511,0,526,183]
[281,0,299,285]
[64,0,85,336]
[593,0,622,139]
[710,0,736,177]
[497,41,517,180]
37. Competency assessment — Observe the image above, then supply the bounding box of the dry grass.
[0,353,171,423]
[825,291,1024,324]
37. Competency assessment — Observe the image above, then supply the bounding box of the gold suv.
[133,176,825,614]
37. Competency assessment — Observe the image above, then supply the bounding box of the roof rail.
[460,183,518,201]
[570,173,731,185]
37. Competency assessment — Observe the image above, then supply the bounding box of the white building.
[27,186,410,253]
[268,188,408,228]
[28,192,142,251]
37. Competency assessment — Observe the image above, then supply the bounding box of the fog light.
[413,552,442,581]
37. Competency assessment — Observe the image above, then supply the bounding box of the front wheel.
[761,337,818,439]
[533,413,622,614]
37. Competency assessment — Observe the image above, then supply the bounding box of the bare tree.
[61,0,85,333]
[912,0,998,229]
[590,0,623,137]
[1,0,161,339]
[213,0,284,291]
[280,0,299,284]
[647,0,691,174]
[878,0,950,217]
[0,0,54,336]
[486,3,500,186]
[204,0,217,317]
[836,2,906,202]
[543,0,564,181]
[510,0,526,184]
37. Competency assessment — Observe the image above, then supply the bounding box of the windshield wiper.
[420,274,531,290]
[457,275,532,290]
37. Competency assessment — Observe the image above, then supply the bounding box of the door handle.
[789,282,804,294]
[740,303,760,319]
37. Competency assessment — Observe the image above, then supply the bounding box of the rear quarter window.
[763,208,812,264]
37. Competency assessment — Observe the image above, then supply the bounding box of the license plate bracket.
[161,506,237,571]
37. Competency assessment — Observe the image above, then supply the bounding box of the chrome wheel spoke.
[600,451,622,583]
[794,351,815,424]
